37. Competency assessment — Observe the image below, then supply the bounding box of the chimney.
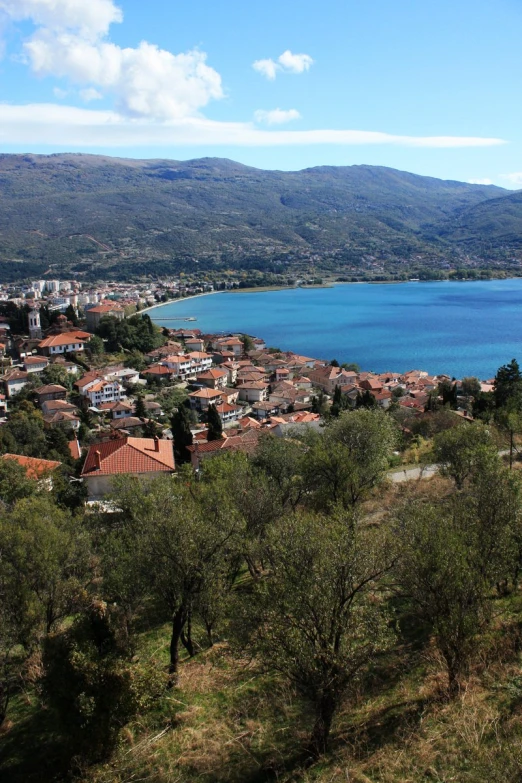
[94,450,101,470]
[154,436,160,452]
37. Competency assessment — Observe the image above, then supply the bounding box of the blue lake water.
[147,280,522,379]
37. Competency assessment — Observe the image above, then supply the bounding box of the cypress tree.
[171,406,193,463]
[207,404,223,441]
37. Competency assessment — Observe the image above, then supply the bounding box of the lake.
[147,280,522,379]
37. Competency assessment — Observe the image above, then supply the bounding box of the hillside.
[0,153,516,280]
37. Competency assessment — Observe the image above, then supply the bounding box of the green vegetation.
[0,154,519,281]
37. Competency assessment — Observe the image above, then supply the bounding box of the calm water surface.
[148,280,522,379]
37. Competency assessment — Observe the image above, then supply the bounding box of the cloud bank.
[0,104,506,149]
[254,108,301,125]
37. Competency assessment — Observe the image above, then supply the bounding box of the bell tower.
[28,308,42,340]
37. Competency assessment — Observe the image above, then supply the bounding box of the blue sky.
[0,0,520,186]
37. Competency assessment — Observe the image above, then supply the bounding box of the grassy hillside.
[0,154,514,281]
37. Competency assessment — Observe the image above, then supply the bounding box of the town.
[0,277,492,502]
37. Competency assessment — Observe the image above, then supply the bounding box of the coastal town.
[0,277,493,502]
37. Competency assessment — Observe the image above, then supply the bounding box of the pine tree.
[207,404,223,441]
[171,405,193,463]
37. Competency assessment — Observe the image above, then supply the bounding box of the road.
[389,464,439,483]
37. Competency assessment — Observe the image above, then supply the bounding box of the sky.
[0,0,520,187]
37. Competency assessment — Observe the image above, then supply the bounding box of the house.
[186,351,213,372]
[37,331,91,356]
[236,382,268,403]
[98,400,135,419]
[81,436,175,499]
[184,337,205,352]
[214,402,241,425]
[196,368,228,389]
[41,399,79,416]
[251,401,282,420]
[110,416,146,433]
[84,380,125,407]
[2,369,30,398]
[142,364,176,381]
[105,368,141,386]
[1,453,61,489]
[212,337,243,357]
[187,429,260,470]
[43,410,81,431]
[23,355,49,374]
[85,303,126,331]
[34,384,68,406]
[188,387,224,411]
[159,355,193,379]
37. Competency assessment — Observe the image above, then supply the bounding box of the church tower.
[28,308,42,340]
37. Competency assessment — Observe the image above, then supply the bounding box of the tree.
[494,359,522,409]
[433,423,496,489]
[253,433,305,512]
[394,500,490,697]
[41,600,165,761]
[171,405,193,463]
[65,304,78,326]
[304,409,398,510]
[355,389,378,409]
[87,334,105,356]
[0,496,91,635]
[236,510,394,757]
[111,475,243,676]
[207,403,223,441]
[240,334,255,353]
[438,379,458,408]
[461,376,481,399]
[133,394,147,419]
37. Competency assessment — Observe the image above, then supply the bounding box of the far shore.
[140,290,219,315]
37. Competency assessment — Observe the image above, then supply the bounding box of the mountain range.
[0,153,520,281]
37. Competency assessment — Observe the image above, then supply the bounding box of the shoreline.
[140,290,220,315]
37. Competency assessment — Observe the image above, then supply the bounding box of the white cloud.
[0,103,507,150]
[80,87,102,102]
[278,50,313,74]
[0,0,122,39]
[252,58,279,80]
[503,172,522,186]
[53,87,68,99]
[254,108,301,125]
[468,178,493,185]
[0,0,223,121]
[253,49,314,79]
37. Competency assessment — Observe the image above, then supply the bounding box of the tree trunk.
[180,609,195,657]
[308,692,337,759]
[169,605,187,678]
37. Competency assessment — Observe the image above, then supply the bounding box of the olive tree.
[236,510,395,757]
[303,408,398,510]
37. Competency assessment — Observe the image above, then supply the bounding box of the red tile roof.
[2,453,62,479]
[81,436,175,477]
[38,331,91,348]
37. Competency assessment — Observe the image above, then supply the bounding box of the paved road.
[389,464,439,483]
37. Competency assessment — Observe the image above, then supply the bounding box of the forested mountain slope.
[0,153,516,280]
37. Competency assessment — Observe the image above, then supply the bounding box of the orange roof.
[198,368,227,379]
[2,453,61,479]
[38,331,91,348]
[68,440,81,460]
[81,436,175,477]
[189,388,223,399]
[86,304,125,314]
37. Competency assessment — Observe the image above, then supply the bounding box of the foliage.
[303,408,398,509]
[41,601,165,761]
[170,405,193,463]
[433,422,496,488]
[96,315,165,354]
[235,509,395,756]
[206,403,223,441]
[394,499,491,696]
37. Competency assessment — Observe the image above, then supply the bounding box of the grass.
[5,475,522,783]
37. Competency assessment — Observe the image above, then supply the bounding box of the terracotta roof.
[75,372,102,389]
[35,384,67,395]
[3,370,29,382]
[142,365,173,375]
[189,388,223,399]
[43,411,80,425]
[68,440,81,460]
[24,355,49,365]
[86,304,125,313]
[38,331,90,348]
[42,399,78,413]
[2,453,61,479]
[110,417,145,429]
[81,436,175,477]
[197,368,227,380]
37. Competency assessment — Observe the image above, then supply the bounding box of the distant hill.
[0,153,517,281]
